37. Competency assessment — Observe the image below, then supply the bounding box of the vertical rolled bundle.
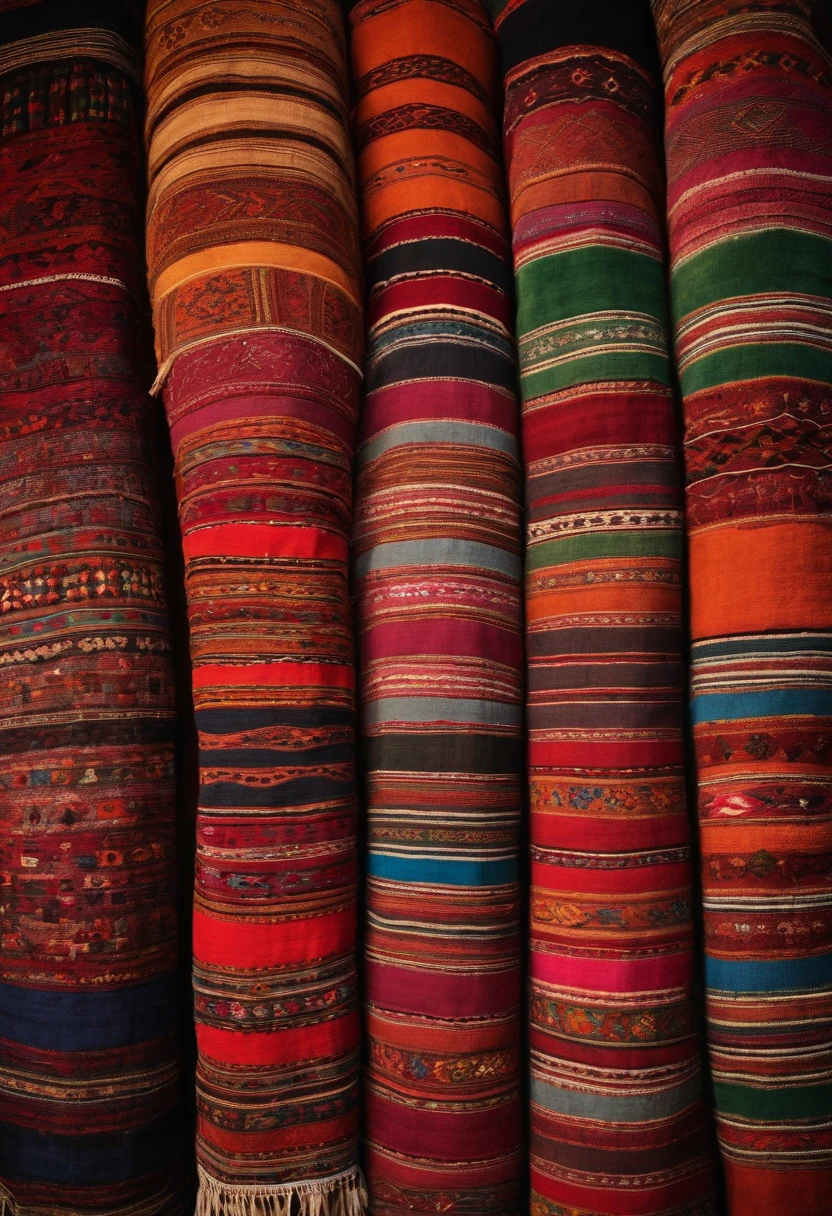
[144,2,365,1213]
[0,3,186,1214]
[653,2,832,1212]
[488,1,718,1212]
[348,1,524,1212]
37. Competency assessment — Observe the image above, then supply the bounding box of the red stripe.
[366,961,520,1018]
[367,1090,522,1160]
[529,740,684,768]
[193,905,356,968]
[360,381,514,441]
[197,1010,359,1066]
[169,394,355,453]
[182,522,346,562]
[533,812,689,852]
[198,1111,358,1153]
[192,661,354,689]
[531,1165,714,1213]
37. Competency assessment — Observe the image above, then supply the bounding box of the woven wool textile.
[348,0,524,1211]
[0,3,187,1214]
[488,1,719,1212]
[144,2,365,1212]
[654,1,832,1212]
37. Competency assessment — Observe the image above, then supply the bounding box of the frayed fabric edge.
[195,1165,368,1216]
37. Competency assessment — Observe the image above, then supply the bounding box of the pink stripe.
[360,381,516,443]
[170,394,354,454]
[530,947,693,992]
[361,618,522,667]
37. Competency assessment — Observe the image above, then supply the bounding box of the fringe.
[0,1183,17,1216]
[195,1166,367,1216]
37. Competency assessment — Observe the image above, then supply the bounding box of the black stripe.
[365,733,523,774]
[200,745,352,767]
[0,1,140,51]
[494,0,660,80]
[199,776,354,808]
[528,626,683,658]
[195,707,354,733]
[367,236,514,295]
[366,343,517,393]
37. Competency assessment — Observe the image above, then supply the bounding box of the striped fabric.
[0,3,187,1213]
[348,1,524,1212]
[488,1,718,1212]
[653,2,832,1212]
[144,3,365,1214]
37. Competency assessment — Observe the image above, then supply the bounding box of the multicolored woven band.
[489,0,718,1212]
[0,2,187,1213]
[145,2,366,1213]
[349,0,524,1211]
[654,1,832,1212]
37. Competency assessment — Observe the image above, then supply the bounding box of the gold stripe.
[152,240,358,305]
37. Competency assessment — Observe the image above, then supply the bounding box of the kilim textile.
[488,1,719,1212]
[0,2,188,1214]
[144,2,366,1213]
[653,1,832,1212]
[349,1,524,1212]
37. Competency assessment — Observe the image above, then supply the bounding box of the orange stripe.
[351,1,493,84]
[363,177,504,234]
[700,821,832,852]
[197,1010,359,1066]
[512,171,658,225]
[355,78,494,132]
[192,662,354,690]
[526,584,680,622]
[689,521,832,639]
[360,130,498,184]
[193,905,356,968]
[182,522,346,562]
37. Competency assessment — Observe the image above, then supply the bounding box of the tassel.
[0,1183,17,1216]
[195,1166,367,1216]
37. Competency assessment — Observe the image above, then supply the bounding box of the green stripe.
[516,246,667,333]
[714,1081,832,1121]
[522,351,669,401]
[680,343,832,396]
[671,228,832,321]
[526,530,681,572]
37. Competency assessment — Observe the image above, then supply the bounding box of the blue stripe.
[0,974,177,1051]
[690,689,832,724]
[706,952,832,993]
[368,853,518,886]
[0,1108,182,1185]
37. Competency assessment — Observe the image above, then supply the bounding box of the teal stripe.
[526,529,681,572]
[530,1073,702,1123]
[713,1081,832,1121]
[671,229,832,321]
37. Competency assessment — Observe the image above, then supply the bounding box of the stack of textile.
[0,2,186,1213]
[349,0,524,1212]
[654,1,832,1212]
[488,0,718,1212]
[144,2,366,1213]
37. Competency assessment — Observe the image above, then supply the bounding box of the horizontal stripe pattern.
[655,0,832,1211]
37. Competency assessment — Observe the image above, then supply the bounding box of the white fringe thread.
[0,1183,16,1216]
[195,1166,367,1216]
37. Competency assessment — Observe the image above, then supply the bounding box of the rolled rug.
[144,2,366,1213]
[348,0,524,1212]
[653,1,832,1212]
[487,1,718,1213]
[0,2,187,1214]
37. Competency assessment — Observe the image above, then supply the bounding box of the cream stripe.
[147,96,350,179]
